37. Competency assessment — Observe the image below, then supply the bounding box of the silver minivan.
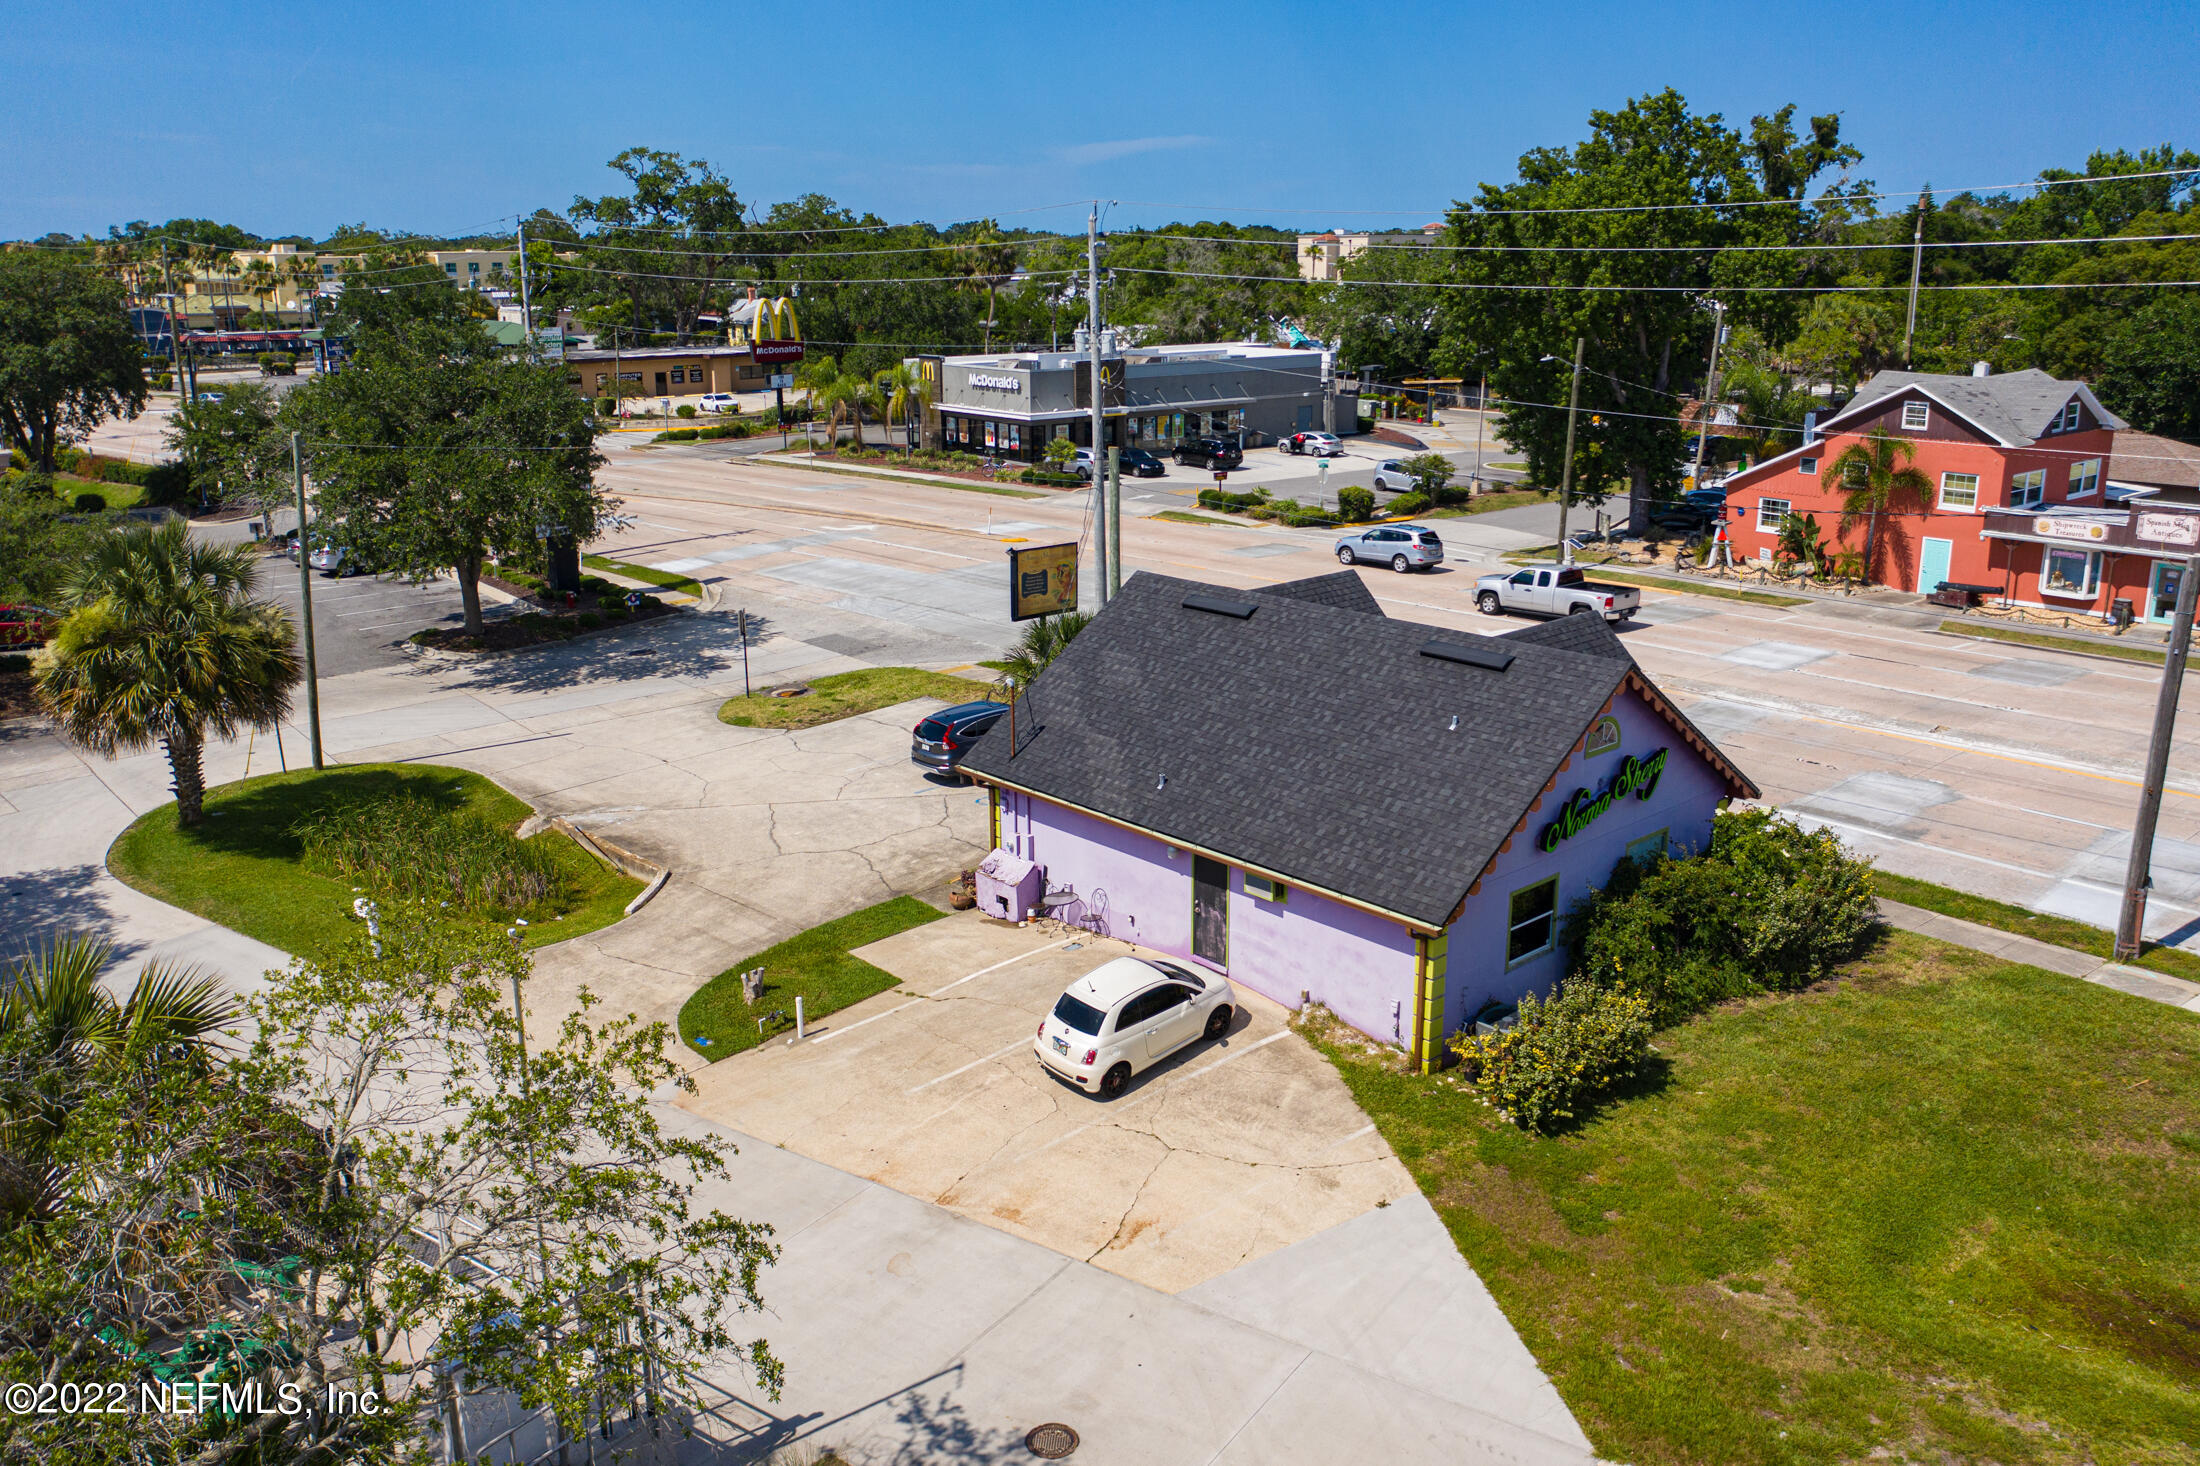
[1335,525,1444,572]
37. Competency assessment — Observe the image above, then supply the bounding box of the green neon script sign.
[1538,747,1669,853]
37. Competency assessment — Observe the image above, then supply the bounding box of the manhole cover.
[770,685,810,698]
[1025,1422,1079,1458]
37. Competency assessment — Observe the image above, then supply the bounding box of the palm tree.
[810,372,862,449]
[1828,426,1934,587]
[875,362,933,458]
[956,222,1020,350]
[33,522,300,828]
[1000,611,1094,691]
[0,934,237,1223]
[857,376,895,453]
[792,354,841,449]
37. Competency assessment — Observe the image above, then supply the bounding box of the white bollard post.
[795,996,805,1040]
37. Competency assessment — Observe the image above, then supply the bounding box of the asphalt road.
[581,433,2200,948]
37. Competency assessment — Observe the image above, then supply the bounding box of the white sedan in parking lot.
[1035,956,1236,1098]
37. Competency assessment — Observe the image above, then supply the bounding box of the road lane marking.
[1788,812,2200,921]
[906,1037,1033,1094]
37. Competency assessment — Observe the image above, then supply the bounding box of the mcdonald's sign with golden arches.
[751,296,804,363]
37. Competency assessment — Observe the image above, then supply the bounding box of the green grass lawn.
[582,554,704,598]
[678,896,945,1057]
[1874,869,2200,985]
[1310,930,2199,1465]
[717,666,996,729]
[1938,619,2166,666]
[107,763,641,960]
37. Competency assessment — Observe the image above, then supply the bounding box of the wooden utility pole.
[2116,553,2200,960]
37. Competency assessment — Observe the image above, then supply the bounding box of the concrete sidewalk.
[1878,898,2200,1013]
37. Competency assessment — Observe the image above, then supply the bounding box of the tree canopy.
[0,252,147,472]
[289,277,608,635]
[1427,90,1862,521]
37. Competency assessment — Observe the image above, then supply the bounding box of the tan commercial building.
[1296,224,1442,282]
[563,344,774,401]
[162,244,521,327]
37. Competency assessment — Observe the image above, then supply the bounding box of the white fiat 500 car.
[1036,957,1236,1098]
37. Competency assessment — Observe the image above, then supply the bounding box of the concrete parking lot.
[682,911,1414,1294]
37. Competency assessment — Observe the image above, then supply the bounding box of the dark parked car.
[911,700,1009,776]
[1118,448,1166,478]
[0,603,56,648]
[1172,437,1243,470]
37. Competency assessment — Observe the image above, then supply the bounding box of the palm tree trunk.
[1863,510,1880,587]
[165,727,208,827]
[985,285,998,350]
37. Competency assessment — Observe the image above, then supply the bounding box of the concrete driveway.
[682,912,1415,1294]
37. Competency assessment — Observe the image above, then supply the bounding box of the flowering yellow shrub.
[1448,981,1653,1132]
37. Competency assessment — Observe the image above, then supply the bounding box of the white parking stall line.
[1168,1028,1288,1084]
[906,1036,1032,1094]
[806,997,927,1044]
[1016,1029,1295,1165]
[928,939,1074,995]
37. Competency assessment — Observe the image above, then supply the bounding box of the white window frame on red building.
[2040,545,2102,599]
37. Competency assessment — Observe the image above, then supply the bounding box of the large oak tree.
[0,251,147,472]
[289,274,609,635]
[1430,91,1859,528]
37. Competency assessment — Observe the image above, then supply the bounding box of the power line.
[1146,230,2200,255]
[1111,265,2200,294]
[1110,166,2200,220]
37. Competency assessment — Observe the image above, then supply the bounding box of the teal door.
[2150,561,2184,623]
[1917,537,1954,593]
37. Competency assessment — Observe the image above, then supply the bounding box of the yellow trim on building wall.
[989,785,1002,849]
[1417,931,1449,1073]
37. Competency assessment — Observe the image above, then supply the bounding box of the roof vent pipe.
[1972,360,1992,377]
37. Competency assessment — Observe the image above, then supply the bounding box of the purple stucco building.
[958,571,1757,1071]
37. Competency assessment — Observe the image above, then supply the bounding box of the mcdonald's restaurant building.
[915,339,1358,462]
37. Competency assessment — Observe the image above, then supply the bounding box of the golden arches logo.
[759,296,799,342]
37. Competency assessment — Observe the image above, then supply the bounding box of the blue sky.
[7,0,2196,240]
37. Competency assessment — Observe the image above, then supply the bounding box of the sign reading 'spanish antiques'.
[2137,511,2200,547]
[1539,748,1669,852]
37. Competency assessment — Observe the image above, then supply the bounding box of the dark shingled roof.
[961,572,1754,928]
[1503,612,1637,663]
[1837,368,2125,445]
[1251,570,1386,617]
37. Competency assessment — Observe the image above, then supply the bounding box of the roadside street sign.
[768,373,794,389]
[1212,470,1227,484]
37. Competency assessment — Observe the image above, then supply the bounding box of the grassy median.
[582,554,705,598]
[717,666,996,730]
[107,764,640,959]
[1311,929,2200,1464]
[678,895,946,1057]
[1873,869,2200,984]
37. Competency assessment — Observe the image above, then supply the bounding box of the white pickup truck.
[1474,563,1641,623]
